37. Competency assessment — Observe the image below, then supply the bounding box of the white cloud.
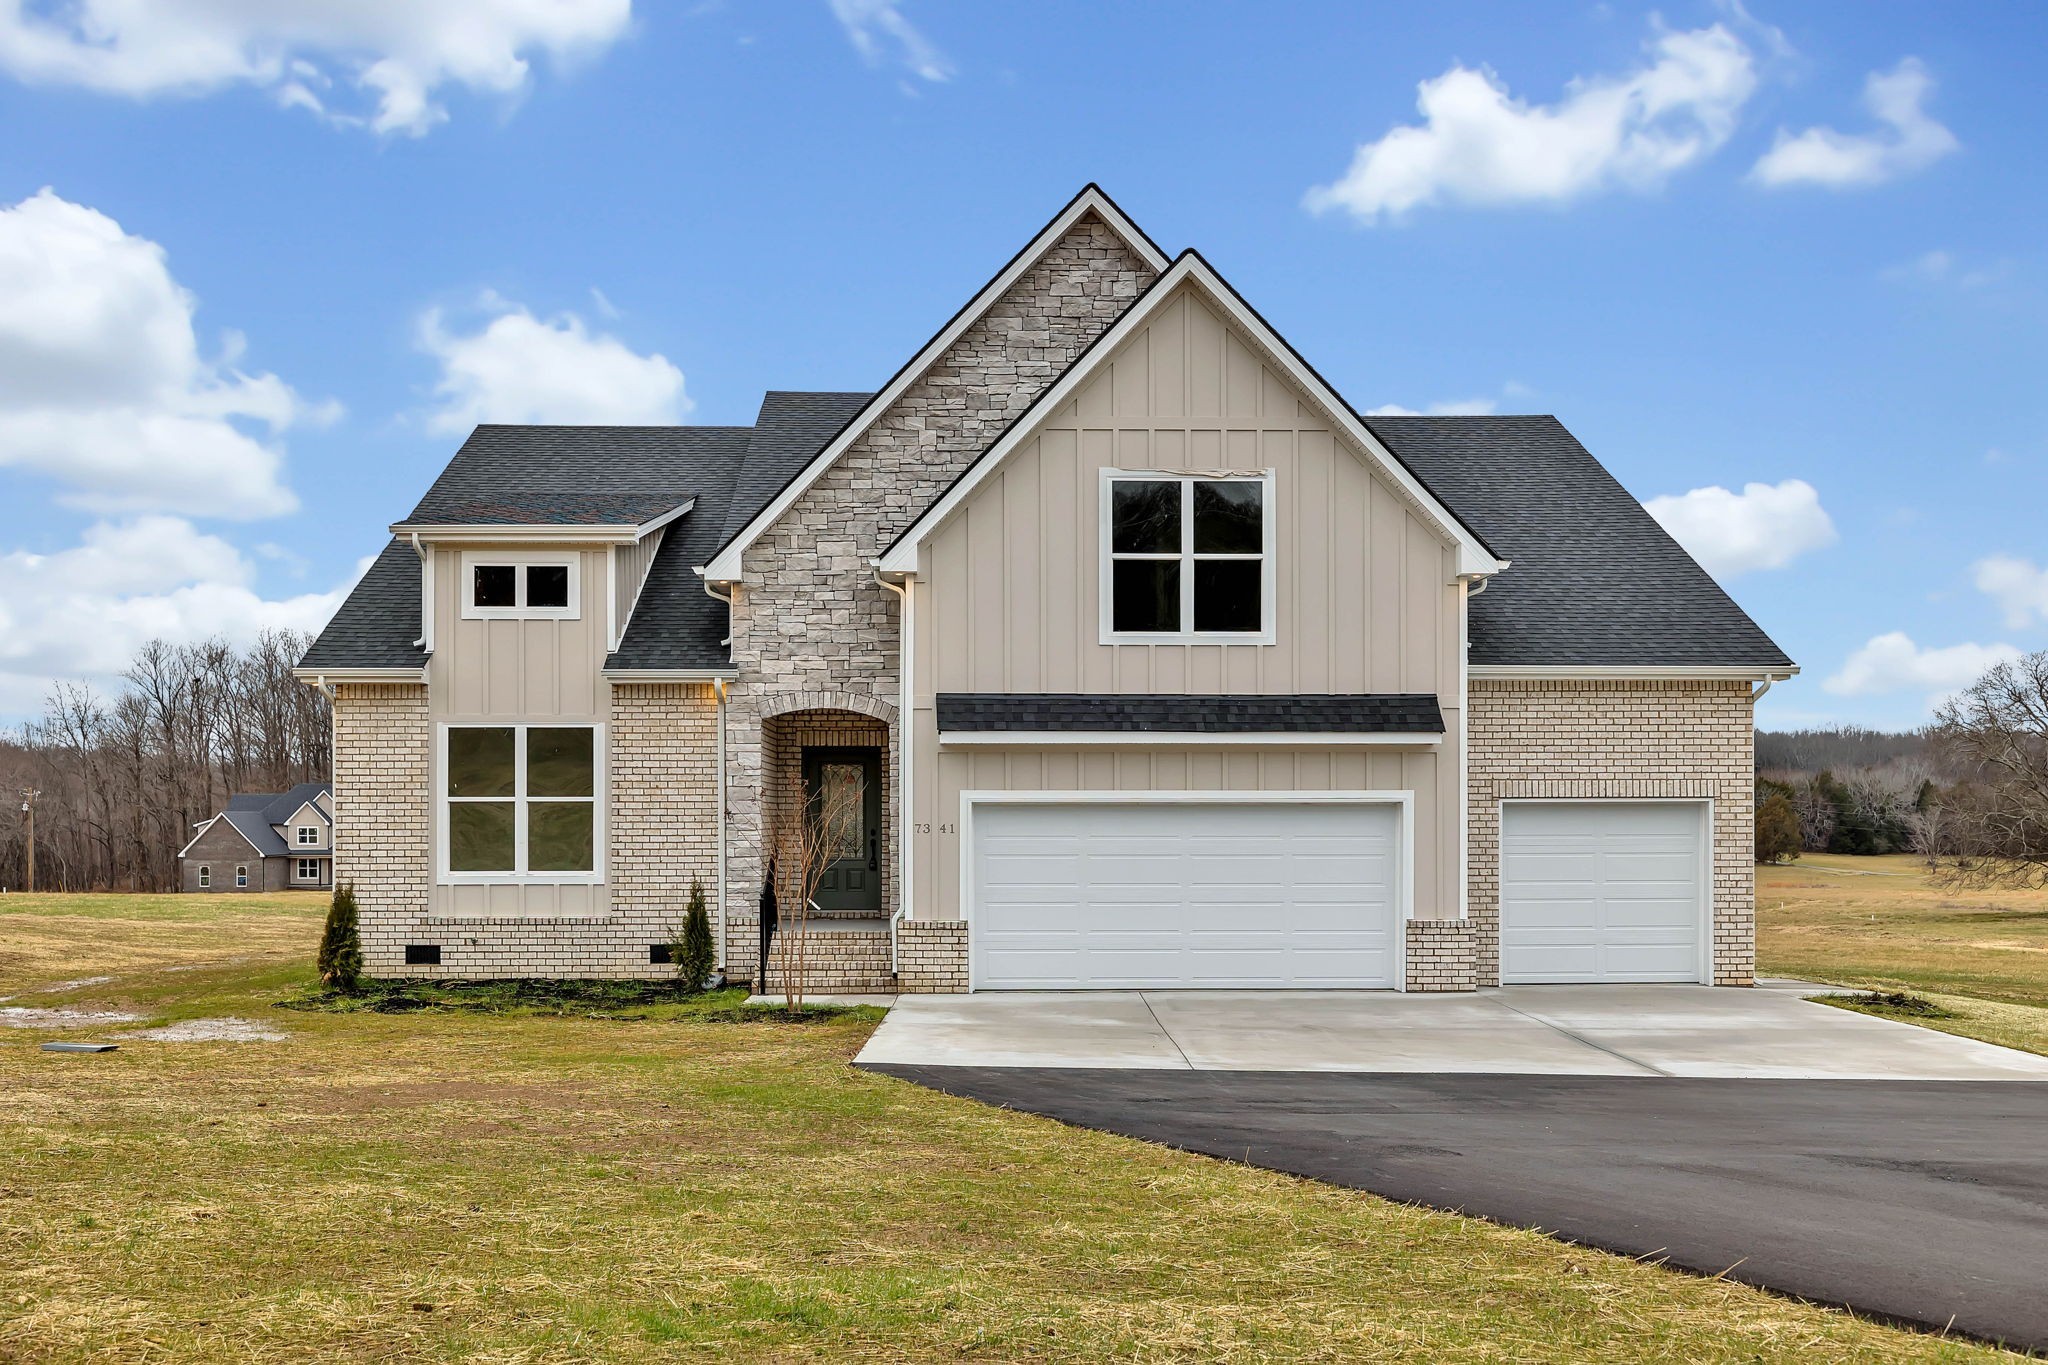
[1642,477,1836,579]
[1364,397,1499,417]
[1824,631,2021,702]
[1304,21,1757,223]
[828,0,951,84]
[0,188,328,520]
[1880,248,2007,290]
[1974,555,2048,630]
[0,0,632,136]
[418,297,690,434]
[0,517,368,717]
[1751,58,1957,189]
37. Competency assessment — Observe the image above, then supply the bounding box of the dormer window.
[297,825,320,845]
[1102,470,1274,643]
[461,552,579,620]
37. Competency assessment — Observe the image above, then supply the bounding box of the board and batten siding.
[908,283,1464,922]
[429,542,610,916]
[612,528,665,646]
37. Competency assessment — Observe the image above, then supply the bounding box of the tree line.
[0,632,329,893]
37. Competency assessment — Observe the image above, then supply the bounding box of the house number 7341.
[912,823,955,835]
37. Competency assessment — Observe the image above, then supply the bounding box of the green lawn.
[0,891,2014,1361]
[1758,853,2048,1054]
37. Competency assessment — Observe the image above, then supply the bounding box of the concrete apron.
[853,983,2048,1080]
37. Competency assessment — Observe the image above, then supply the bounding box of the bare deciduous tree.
[769,767,863,1012]
[1928,650,2048,888]
[0,631,329,892]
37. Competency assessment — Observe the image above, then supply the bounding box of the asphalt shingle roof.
[297,539,428,672]
[937,694,1446,733]
[399,425,742,526]
[1363,415,1794,670]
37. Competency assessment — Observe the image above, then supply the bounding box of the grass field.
[0,891,2010,1362]
[1758,852,2048,1054]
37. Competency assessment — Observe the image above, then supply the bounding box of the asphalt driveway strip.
[862,1066,2048,1355]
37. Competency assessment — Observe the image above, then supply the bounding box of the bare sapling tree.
[1929,650,2048,887]
[770,766,863,1012]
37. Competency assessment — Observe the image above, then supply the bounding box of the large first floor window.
[296,858,322,882]
[1104,470,1272,641]
[441,723,602,881]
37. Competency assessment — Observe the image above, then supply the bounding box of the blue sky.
[0,1,2042,728]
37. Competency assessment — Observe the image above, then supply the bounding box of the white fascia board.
[702,186,1170,583]
[175,816,219,860]
[939,730,1443,747]
[182,813,267,859]
[879,253,1508,578]
[1469,664,1801,681]
[386,501,692,545]
[290,663,430,679]
[600,667,738,681]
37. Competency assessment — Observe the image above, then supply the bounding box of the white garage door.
[1501,801,1707,984]
[970,799,1402,990]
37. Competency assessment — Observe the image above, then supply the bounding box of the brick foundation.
[896,920,968,992]
[1405,918,1478,991]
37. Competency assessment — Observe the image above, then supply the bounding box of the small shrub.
[678,880,715,993]
[316,882,363,993]
[1833,990,1956,1019]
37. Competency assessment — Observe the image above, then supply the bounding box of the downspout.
[409,533,429,650]
[713,675,727,969]
[876,568,911,975]
[1750,677,1776,703]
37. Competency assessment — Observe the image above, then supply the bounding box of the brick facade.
[1404,919,1478,991]
[896,920,969,993]
[719,214,1158,981]
[337,681,725,981]
[1466,679,1756,987]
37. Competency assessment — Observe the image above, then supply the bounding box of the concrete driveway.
[854,982,2048,1080]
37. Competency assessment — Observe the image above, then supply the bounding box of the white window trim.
[295,857,323,882]
[436,722,606,885]
[197,865,211,888]
[296,825,321,845]
[235,865,249,888]
[458,550,582,621]
[956,789,1415,992]
[1098,468,1277,646]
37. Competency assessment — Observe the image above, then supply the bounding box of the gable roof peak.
[699,184,1170,582]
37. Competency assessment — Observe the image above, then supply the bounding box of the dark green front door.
[802,747,882,913]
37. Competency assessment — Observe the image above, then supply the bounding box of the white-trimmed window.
[296,825,320,845]
[197,865,211,888]
[460,551,580,620]
[235,865,249,889]
[439,723,603,883]
[296,858,322,882]
[1102,470,1274,642]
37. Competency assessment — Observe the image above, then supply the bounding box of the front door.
[801,747,882,913]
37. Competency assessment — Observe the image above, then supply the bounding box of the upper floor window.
[296,825,321,845]
[1103,471,1273,642]
[460,552,579,620]
[440,723,602,883]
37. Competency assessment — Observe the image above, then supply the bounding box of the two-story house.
[296,186,1794,991]
[178,782,334,893]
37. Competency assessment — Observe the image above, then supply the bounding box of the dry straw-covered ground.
[0,889,2019,1362]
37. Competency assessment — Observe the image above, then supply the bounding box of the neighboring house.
[179,782,335,894]
[296,186,1794,992]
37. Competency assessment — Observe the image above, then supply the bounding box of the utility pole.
[19,789,39,894]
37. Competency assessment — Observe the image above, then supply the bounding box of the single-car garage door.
[1501,801,1708,984]
[970,799,1402,990]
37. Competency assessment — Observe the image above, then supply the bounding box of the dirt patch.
[122,1017,288,1043]
[0,1006,142,1029]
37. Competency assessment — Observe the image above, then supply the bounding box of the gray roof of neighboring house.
[937,694,1445,733]
[201,783,332,860]
[1363,415,1795,671]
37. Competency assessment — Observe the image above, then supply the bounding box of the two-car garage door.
[971,800,1401,989]
[1500,801,1709,984]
